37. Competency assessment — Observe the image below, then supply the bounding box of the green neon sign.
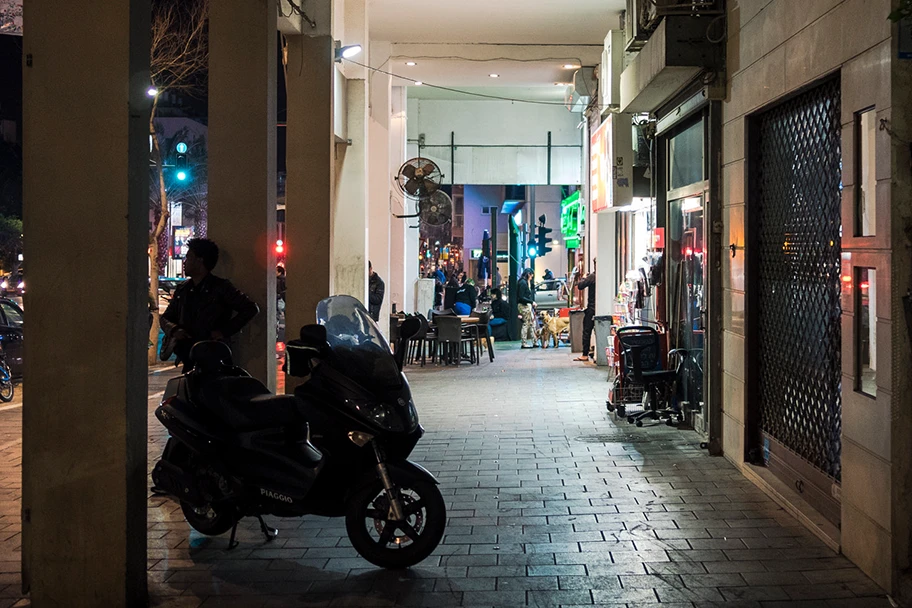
[560,191,584,249]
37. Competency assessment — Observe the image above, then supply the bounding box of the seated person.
[488,288,510,340]
[453,278,477,316]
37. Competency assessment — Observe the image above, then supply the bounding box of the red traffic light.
[275,239,284,254]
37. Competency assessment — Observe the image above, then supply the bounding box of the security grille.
[754,77,842,480]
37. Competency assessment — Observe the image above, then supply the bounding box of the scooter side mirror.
[393,317,421,371]
[286,324,330,377]
[399,317,421,341]
[299,324,328,346]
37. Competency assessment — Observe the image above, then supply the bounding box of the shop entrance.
[747,76,842,526]
[663,114,709,436]
[668,193,706,432]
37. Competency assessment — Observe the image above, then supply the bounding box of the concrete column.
[368,41,392,333]
[389,86,407,312]
[331,0,369,302]
[22,0,150,604]
[208,0,277,391]
[285,5,334,369]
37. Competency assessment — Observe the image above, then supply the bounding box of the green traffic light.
[176,170,188,181]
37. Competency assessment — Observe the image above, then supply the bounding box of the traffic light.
[175,153,188,181]
[275,239,285,255]
[527,241,538,258]
[537,214,553,255]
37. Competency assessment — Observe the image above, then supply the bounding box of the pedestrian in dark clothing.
[368,261,385,322]
[575,259,596,361]
[276,265,286,300]
[517,268,538,348]
[160,238,259,373]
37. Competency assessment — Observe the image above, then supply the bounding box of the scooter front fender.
[385,460,439,486]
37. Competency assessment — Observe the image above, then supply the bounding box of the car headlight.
[346,399,404,432]
[17,282,23,290]
[0,282,7,290]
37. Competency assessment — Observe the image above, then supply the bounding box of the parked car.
[0,273,23,298]
[0,298,23,378]
[534,279,568,310]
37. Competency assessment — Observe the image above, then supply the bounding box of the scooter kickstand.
[256,515,279,542]
[227,521,240,550]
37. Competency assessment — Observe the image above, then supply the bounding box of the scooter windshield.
[316,295,401,389]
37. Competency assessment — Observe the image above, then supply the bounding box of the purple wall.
[463,185,507,252]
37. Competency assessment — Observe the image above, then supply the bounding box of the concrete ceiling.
[368,0,623,103]
[369,0,624,45]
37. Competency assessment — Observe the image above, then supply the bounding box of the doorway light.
[335,43,362,62]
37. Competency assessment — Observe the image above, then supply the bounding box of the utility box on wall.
[590,113,634,213]
[600,31,625,112]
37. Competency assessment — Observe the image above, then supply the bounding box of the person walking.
[368,261,385,322]
[575,258,596,362]
[160,238,259,373]
[518,268,538,349]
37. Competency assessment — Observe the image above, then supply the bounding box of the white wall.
[407,98,583,185]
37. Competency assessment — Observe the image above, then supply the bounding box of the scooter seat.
[212,376,302,430]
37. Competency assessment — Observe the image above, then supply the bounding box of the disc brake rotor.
[371,490,424,547]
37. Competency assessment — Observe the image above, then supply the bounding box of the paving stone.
[0,348,888,606]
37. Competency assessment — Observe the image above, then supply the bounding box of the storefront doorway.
[663,114,709,436]
[668,194,705,426]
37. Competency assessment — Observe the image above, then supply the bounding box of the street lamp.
[146,87,158,97]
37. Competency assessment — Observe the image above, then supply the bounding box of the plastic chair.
[433,316,476,365]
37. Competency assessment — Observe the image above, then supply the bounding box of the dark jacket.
[368,272,385,321]
[517,279,534,305]
[490,297,510,320]
[577,271,596,310]
[160,274,259,364]
[455,283,477,309]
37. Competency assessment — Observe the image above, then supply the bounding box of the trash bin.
[594,315,614,366]
[569,309,586,353]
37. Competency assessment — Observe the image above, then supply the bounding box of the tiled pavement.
[0,348,894,607]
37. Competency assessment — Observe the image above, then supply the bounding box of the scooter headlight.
[346,399,404,432]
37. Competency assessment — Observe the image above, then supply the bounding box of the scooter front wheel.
[345,475,446,569]
[180,501,237,537]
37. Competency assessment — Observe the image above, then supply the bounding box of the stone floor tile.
[0,346,887,607]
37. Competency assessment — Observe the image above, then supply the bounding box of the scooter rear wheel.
[346,475,446,569]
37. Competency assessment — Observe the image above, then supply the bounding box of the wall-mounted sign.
[590,114,633,212]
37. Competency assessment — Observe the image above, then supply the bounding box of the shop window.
[668,120,704,190]
[856,267,877,397]
[855,109,876,236]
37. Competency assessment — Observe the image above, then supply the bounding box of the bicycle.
[0,344,14,403]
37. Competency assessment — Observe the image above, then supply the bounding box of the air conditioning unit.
[624,0,658,52]
[565,67,598,112]
[600,31,625,112]
[654,0,724,16]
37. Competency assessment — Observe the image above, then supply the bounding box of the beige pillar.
[369,41,392,333]
[389,86,407,312]
[285,4,334,375]
[208,0,278,390]
[332,0,369,302]
[22,0,150,604]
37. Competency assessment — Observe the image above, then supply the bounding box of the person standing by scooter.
[160,238,259,372]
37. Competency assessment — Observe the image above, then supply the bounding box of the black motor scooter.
[151,295,445,569]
